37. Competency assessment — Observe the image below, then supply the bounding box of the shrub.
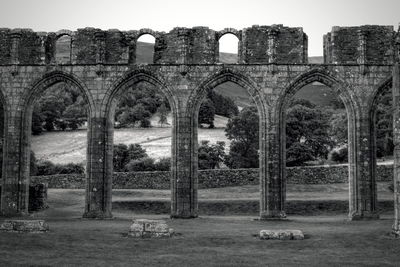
[154,157,171,171]
[35,161,84,176]
[329,146,348,163]
[126,157,155,172]
[113,143,148,172]
[198,141,225,169]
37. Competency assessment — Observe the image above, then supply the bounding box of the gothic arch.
[20,71,95,201]
[23,71,95,114]
[188,68,268,215]
[103,69,177,119]
[103,69,179,214]
[277,68,360,216]
[367,76,393,211]
[190,68,266,118]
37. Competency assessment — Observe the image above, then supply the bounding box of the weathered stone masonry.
[0,25,398,224]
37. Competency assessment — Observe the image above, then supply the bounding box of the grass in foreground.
[0,215,399,266]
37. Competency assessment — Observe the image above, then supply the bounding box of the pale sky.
[0,0,399,56]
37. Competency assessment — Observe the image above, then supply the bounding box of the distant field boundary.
[30,164,394,189]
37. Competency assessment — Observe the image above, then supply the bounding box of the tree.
[157,103,168,127]
[329,110,348,146]
[375,89,393,157]
[198,140,226,169]
[286,99,334,166]
[199,98,215,128]
[209,91,239,118]
[115,82,168,128]
[113,143,148,172]
[32,82,88,134]
[224,106,259,168]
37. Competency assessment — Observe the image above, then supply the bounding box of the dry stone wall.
[30,165,394,189]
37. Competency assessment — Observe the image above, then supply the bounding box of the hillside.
[308,56,324,64]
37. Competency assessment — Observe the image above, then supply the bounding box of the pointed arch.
[188,67,268,215]
[102,69,177,119]
[277,67,359,217]
[189,68,266,119]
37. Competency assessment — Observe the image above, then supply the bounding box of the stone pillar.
[82,116,112,219]
[10,30,21,75]
[170,112,198,218]
[177,29,189,65]
[357,29,367,74]
[260,111,285,220]
[348,112,378,220]
[267,28,278,64]
[0,109,28,216]
[393,62,400,236]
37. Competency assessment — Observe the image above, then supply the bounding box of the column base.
[348,211,380,221]
[83,210,113,219]
[259,211,287,221]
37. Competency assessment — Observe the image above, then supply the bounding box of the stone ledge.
[128,219,174,238]
[0,220,49,233]
[259,229,304,240]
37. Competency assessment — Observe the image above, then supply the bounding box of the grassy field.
[31,115,230,163]
[0,209,399,266]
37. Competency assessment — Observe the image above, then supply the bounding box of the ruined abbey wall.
[0,25,398,225]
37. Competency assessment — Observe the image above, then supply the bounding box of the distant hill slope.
[308,56,324,64]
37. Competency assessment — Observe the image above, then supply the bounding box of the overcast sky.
[0,0,399,56]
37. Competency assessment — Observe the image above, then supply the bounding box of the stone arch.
[136,28,161,40]
[133,29,160,64]
[102,69,178,214]
[215,29,242,63]
[188,68,267,215]
[216,28,241,40]
[103,69,177,119]
[367,75,392,212]
[190,68,266,117]
[21,71,95,183]
[54,33,73,64]
[277,68,360,217]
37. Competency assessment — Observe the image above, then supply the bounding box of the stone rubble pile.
[259,229,304,240]
[0,220,49,233]
[129,219,174,238]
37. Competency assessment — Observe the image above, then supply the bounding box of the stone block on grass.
[259,229,304,240]
[0,220,49,233]
[128,219,174,238]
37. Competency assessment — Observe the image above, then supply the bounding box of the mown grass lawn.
[0,215,399,266]
[1,183,399,266]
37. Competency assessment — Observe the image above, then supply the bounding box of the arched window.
[136,34,155,64]
[55,35,72,64]
[218,33,239,63]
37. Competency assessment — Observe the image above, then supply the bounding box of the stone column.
[393,62,400,236]
[10,30,21,75]
[267,28,278,64]
[260,110,285,220]
[357,29,367,75]
[0,108,28,216]
[170,110,198,218]
[349,112,379,220]
[83,116,112,218]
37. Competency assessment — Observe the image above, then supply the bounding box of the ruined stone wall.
[242,25,308,63]
[29,165,394,189]
[324,25,394,64]
[0,25,309,65]
[0,29,11,64]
